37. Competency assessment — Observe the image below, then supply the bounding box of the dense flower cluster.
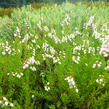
[1,41,15,55]
[65,76,79,93]
[72,56,80,64]
[44,82,50,91]
[93,61,102,68]
[100,38,109,57]
[42,42,62,64]
[105,65,109,70]
[7,72,23,78]
[61,14,71,26]
[96,75,105,86]
[14,27,21,38]
[22,34,30,43]
[0,97,14,108]
[85,16,95,28]
[23,56,40,70]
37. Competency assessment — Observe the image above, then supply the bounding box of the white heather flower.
[100,45,109,53]
[105,65,109,70]
[96,75,105,86]
[75,30,81,35]
[10,103,14,107]
[62,36,68,43]
[23,64,29,70]
[22,34,30,43]
[85,63,88,66]
[9,72,23,78]
[93,31,102,39]
[47,82,50,85]
[44,82,50,91]
[32,95,35,98]
[62,30,64,34]
[72,56,80,64]
[53,57,61,64]
[8,51,11,55]
[16,27,20,33]
[33,49,36,56]
[83,50,87,54]
[99,78,103,82]
[59,51,66,58]
[61,14,71,26]
[40,72,45,77]
[50,47,55,55]
[65,76,75,88]
[93,61,102,68]
[12,73,15,76]
[16,74,21,78]
[0,97,14,108]
[14,33,17,37]
[53,36,61,44]
[44,86,50,91]
[0,100,2,104]
[96,79,99,83]
[85,16,95,28]
[28,56,35,64]
[75,88,79,93]
[68,34,75,40]
[73,45,82,54]
[37,23,42,30]
[65,76,78,93]
[30,66,36,71]
[44,54,49,58]
[14,27,21,38]
[44,26,49,32]
[2,51,6,55]
[3,97,7,101]
[48,33,52,38]
[32,40,36,43]
[4,101,8,106]
[20,73,23,76]
[36,45,40,49]
[35,60,40,65]
[42,54,46,60]
[42,42,49,51]
[100,38,109,57]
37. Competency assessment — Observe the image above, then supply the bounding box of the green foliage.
[0,2,109,109]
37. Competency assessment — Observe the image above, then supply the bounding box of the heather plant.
[0,2,109,109]
[0,3,109,40]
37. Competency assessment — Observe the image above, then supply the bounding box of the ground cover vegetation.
[1,2,109,17]
[0,2,109,109]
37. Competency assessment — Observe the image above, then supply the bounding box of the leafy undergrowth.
[0,3,109,109]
